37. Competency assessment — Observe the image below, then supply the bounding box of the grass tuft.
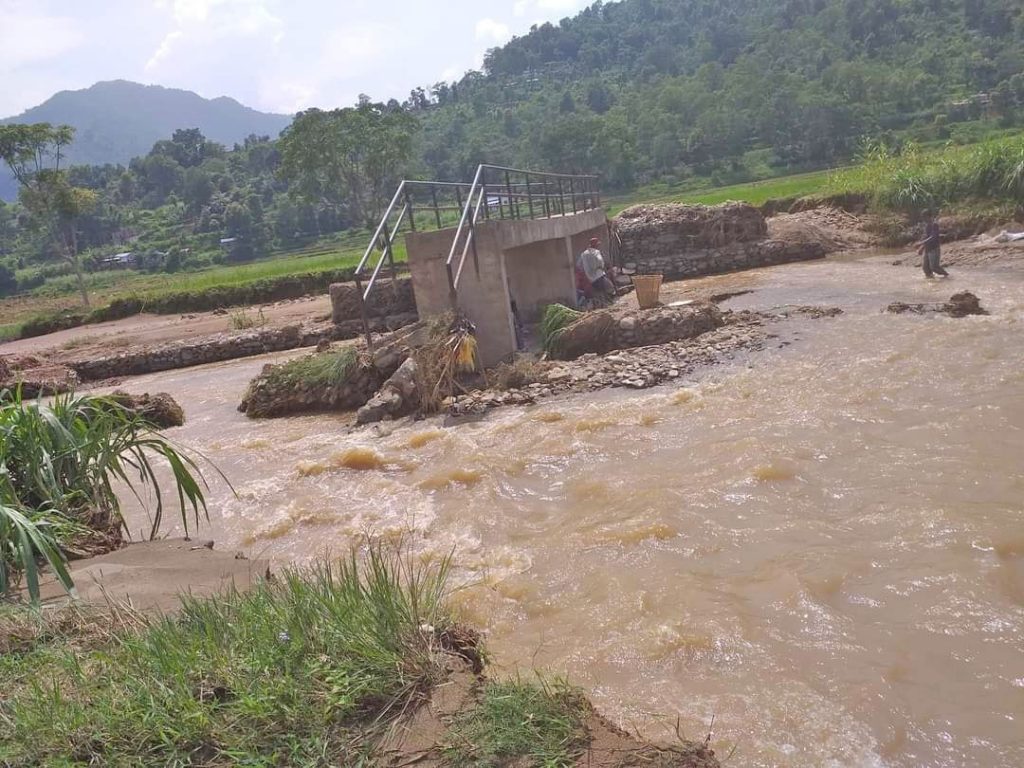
[444,677,591,768]
[539,304,583,356]
[828,135,1024,212]
[228,306,267,330]
[263,348,358,390]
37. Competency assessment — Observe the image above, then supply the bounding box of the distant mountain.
[1,80,292,200]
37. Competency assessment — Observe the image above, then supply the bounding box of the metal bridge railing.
[444,165,600,308]
[354,165,601,348]
[353,180,473,347]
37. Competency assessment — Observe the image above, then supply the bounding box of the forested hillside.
[414,0,1024,187]
[1,0,1022,300]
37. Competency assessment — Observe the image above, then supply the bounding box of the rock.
[329,277,416,325]
[619,317,637,331]
[372,348,401,373]
[108,391,186,428]
[945,291,987,318]
[356,358,419,425]
[356,390,402,425]
[886,291,988,319]
[385,357,419,400]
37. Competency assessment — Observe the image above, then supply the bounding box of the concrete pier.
[406,208,608,366]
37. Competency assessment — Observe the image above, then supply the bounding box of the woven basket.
[632,274,663,310]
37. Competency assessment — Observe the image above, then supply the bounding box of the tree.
[0,123,96,307]
[278,101,418,228]
[182,167,214,214]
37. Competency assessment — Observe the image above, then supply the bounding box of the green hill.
[414,0,1024,188]
[0,81,291,200]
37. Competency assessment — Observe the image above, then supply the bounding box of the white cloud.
[0,4,85,73]
[2,0,600,117]
[514,0,587,18]
[146,0,284,73]
[475,18,511,43]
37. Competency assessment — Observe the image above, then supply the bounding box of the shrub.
[0,389,209,602]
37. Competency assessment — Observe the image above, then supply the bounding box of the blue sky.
[0,0,591,117]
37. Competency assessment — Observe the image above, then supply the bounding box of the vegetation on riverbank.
[0,389,207,602]
[0,545,702,767]
[827,135,1024,213]
[445,678,590,766]
[539,304,584,356]
[0,548,453,765]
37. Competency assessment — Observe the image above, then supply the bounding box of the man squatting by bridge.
[576,237,616,305]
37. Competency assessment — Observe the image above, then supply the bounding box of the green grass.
[262,348,358,390]
[0,235,408,331]
[0,547,454,766]
[444,678,591,768]
[539,304,583,356]
[827,135,1024,212]
[0,322,20,342]
[606,169,833,214]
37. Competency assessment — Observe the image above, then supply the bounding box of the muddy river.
[116,253,1024,767]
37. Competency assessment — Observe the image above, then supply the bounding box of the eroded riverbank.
[107,251,1024,767]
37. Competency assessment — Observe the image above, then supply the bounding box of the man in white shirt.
[576,237,615,300]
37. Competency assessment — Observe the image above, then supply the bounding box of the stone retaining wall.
[615,202,825,279]
[626,239,827,280]
[552,302,724,360]
[71,312,418,382]
[329,277,417,325]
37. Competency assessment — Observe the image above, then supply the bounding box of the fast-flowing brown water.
[118,253,1024,767]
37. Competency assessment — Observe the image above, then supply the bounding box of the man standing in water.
[577,237,616,301]
[917,210,949,278]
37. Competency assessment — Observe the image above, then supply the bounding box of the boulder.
[356,358,419,425]
[108,391,186,428]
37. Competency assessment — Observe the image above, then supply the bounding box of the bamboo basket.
[632,274,663,309]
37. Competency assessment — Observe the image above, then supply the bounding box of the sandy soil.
[0,295,332,362]
[33,539,267,613]
[767,207,881,253]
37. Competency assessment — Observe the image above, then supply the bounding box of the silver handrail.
[444,165,601,306]
[355,166,601,348]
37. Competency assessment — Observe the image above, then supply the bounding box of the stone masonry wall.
[71,312,418,382]
[615,202,825,279]
[329,277,417,325]
[626,239,827,280]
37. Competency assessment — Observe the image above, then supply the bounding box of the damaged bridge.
[352,165,608,366]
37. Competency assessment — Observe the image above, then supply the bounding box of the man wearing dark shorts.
[917,211,949,278]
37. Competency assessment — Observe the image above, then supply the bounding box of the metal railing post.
[542,178,551,218]
[404,189,415,231]
[354,273,373,349]
[506,170,517,219]
[431,186,441,229]
[526,173,535,218]
[570,178,577,214]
